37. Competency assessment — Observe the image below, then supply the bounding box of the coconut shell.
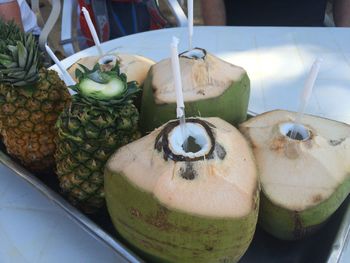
[240,110,350,240]
[105,117,259,262]
[140,50,250,133]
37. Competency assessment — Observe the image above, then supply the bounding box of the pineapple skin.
[55,99,140,213]
[0,68,70,172]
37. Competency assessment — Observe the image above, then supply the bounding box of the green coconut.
[105,117,259,263]
[240,110,350,240]
[140,48,250,133]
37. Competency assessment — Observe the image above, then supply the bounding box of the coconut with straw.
[105,37,259,263]
[67,7,154,86]
[240,60,350,240]
[140,0,250,133]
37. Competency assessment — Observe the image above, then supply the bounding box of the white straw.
[291,58,322,139]
[45,44,76,95]
[300,58,322,105]
[188,0,193,50]
[82,7,103,56]
[170,37,185,118]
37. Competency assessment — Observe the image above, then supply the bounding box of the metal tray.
[0,130,349,263]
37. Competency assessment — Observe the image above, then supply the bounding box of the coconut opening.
[280,122,310,141]
[182,136,202,153]
[98,55,118,66]
[169,123,211,158]
[180,48,206,60]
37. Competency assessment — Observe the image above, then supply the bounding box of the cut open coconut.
[240,110,350,240]
[140,48,250,133]
[105,117,259,263]
[67,53,154,85]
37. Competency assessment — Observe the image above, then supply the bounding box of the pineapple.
[55,63,141,213]
[0,20,70,172]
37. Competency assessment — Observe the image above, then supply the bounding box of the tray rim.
[0,150,143,263]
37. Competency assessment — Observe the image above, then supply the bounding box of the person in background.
[201,0,350,27]
[0,0,22,28]
[0,0,41,34]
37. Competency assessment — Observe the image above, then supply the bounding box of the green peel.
[259,174,350,240]
[105,169,259,263]
[140,72,250,133]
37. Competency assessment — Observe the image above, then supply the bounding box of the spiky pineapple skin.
[55,99,140,213]
[0,68,70,171]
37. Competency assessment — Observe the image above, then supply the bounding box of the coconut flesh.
[105,117,259,263]
[140,48,250,133]
[240,110,350,240]
[67,53,155,85]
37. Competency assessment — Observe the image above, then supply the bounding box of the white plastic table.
[59,26,350,124]
[1,26,350,263]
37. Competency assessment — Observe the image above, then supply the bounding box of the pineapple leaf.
[8,71,26,79]
[0,20,42,86]
[26,63,38,77]
[75,63,92,82]
[92,63,100,72]
[0,21,43,86]
[0,19,21,36]
[88,71,111,84]
[25,74,38,84]
[7,45,17,53]
[25,35,32,50]
[75,68,83,80]
[111,64,121,75]
[1,67,22,73]
[25,41,34,71]
[13,80,28,86]
[80,63,92,72]
[0,59,15,68]
[0,54,12,60]
[17,41,28,68]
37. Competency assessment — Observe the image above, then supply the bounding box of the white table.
[59,26,350,124]
[1,26,350,263]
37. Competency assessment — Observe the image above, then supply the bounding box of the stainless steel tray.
[0,132,349,263]
[0,148,143,263]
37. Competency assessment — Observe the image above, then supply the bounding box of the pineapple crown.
[0,20,21,45]
[0,19,41,87]
[71,63,140,109]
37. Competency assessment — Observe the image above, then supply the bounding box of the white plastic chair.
[30,0,62,51]
[60,0,189,56]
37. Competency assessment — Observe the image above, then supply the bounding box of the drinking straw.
[170,36,188,147]
[45,43,77,95]
[170,37,185,119]
[82,7,103,56]
[290,58,322,139]
[188,0,193,50]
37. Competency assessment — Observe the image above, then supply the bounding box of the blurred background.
[34,0,335,58]
[35,0,203,58]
